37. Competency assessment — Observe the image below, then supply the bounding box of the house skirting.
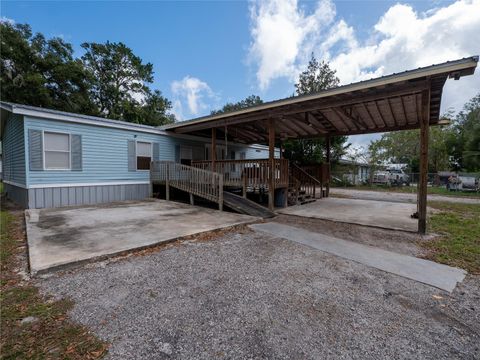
[4,182,29,208]
[4,181,150,209]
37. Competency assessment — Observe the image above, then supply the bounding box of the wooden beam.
[325,135,331,197]
[372,101,387,128]
[305,112,328,133]
[400,96,408,125]
[268,119,275,211]
[331,107,357,131]
[418,88,430,234]
[339,106,369,130]
[279,118,307,137]
[289,115,320,136]
[361,102,376,128]
[211,127,216,171]
[386,98,398,127]
[312,110,338,131]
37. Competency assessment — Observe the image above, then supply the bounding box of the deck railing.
[191,158,289,191]
[150,161,223,208]
[290,163,322,200]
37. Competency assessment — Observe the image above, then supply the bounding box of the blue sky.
[3,0,479,148]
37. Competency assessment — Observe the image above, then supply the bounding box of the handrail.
[290,163,321,200]
[292,164,322,185]
[150,161,223,208]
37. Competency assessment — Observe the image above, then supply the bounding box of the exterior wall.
[4,183,28,208]
[27,183,150,209]
[2,114,26,186]
[17,115,275,209]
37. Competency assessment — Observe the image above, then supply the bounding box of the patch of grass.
[422,202,480,274]
[0,208,108,359]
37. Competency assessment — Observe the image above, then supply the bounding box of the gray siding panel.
[26,183,149,209]
[4,183,28,208]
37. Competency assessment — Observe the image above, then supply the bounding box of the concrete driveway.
[278,197,419,232]
[26,200,258,274]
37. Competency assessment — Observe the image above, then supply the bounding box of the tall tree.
[81,41,174,126]
[0,21,96,114]
[211,95,263,115]
[284,53,349,164]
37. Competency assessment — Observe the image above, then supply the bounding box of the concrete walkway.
[278,197,418,232]
[250,223,466,292]
[26,200,258,274]
[331,188,480,205]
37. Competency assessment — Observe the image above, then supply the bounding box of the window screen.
[44,132,70,169]
[137,141,151,170]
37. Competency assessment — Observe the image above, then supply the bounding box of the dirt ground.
[274,214,429,257]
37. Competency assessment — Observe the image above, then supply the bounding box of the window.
[44,132,70,170]
[180,146,192,166]
[136,141,152,170]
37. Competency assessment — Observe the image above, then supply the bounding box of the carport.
[164,56,478,233]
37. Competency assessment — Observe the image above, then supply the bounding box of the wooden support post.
[219,176,224,211]
[326,135,331,197]
[166,163,170,201]
[418,88,430,234]
[211,128,217,172]
[242,174,247,198]
[268,119,275,211]
[189,193,194,205]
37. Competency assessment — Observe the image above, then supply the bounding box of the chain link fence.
[330,170,480,194]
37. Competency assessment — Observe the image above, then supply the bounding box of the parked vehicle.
[372,169,410,186]
[447,175,479,191]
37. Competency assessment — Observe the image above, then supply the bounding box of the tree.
[446,93,480,171]
[211,95,263,115]
[295,54,340,94]
[0,21,96,114]
[284,53,349,164]
[368,126,453,173]
[81,41,174,125]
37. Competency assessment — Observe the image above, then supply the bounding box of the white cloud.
[248,0,336,90]
[248,0,480,148]
[171,76,217,120]
[248,0,480,112]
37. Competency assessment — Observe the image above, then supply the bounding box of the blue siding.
[2,114,26,185]
[24,116,275,186]
[25,116,167,185]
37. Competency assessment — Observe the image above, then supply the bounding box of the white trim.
[28,180,150,189]
[3,180,28,189]
[43,130,71,170]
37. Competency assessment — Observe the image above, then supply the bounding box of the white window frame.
[43,130,71,171]
[204,144,226,160]
[136,140,152,171]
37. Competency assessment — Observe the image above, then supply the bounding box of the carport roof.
[165,56,478,144]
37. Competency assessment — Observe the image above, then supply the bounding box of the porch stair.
[288,164,321,206]
[223,191,275,218]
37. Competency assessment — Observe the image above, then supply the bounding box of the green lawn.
[423,202,480,274]
[0,207,108,359]
[332,184,480,198]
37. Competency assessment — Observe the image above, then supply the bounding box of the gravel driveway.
[39,227,479,359]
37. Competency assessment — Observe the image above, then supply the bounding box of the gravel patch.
[38,229,479,359]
